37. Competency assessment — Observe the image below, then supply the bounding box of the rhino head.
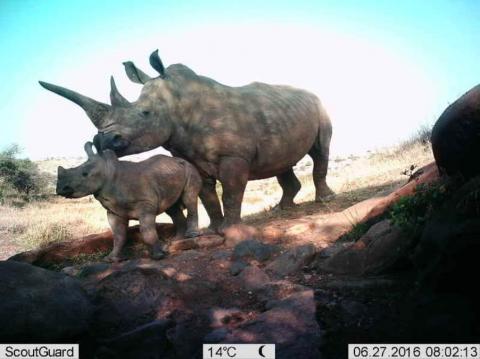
[40,50,175,157]
[56,142,117,198]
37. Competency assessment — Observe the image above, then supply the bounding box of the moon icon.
[259,345,266,358]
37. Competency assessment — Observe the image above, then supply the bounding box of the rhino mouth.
[56,185,74,198]
[94,133,130,154]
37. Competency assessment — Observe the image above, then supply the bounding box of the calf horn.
[149,49,166,78]
[110,77,130,107]
[39,81,110,128]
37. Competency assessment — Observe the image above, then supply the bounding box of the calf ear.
[84,142,95,159]
[123,61,152,84]
[58,166,66,175]
[102,149,118,162]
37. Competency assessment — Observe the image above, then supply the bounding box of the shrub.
[0,144,51,204]
[388,182,448,236]
[17,222,72,250]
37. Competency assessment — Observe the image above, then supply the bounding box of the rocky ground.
[4,163,463,359]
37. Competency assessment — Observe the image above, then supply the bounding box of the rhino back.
[146,66,327,178]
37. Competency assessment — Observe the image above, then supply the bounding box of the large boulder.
[316,220,412,275]
[431,84,480,178]
[0,261,93,342]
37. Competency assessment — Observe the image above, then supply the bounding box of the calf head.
[40,50,175,157]
[56,142,117,198]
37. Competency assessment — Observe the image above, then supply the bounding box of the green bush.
[388,182,448,236]
[0,144,51,204]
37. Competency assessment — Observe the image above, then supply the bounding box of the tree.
[0,144,48,200]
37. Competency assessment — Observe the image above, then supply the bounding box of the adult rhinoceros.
[40,50,333,232]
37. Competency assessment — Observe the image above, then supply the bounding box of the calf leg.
[139,213,166,260]
[104,211,128,262]
[166,202,187,239]
[199,177,224,231]
[218,157,250,232]
[276,168,301,209]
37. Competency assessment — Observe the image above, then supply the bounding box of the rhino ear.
[149,49,166,79]
[84,142,95,159]
[123,61,152,84]
[57,166,66,175]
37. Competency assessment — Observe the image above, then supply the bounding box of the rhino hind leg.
[139,213,167,260]
[181,171,202,238]
[166,202,187,238]
[309,137,334,201]
[276,169,301,209]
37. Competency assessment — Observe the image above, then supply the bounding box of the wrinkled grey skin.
[56,142,202,262]
[41,50,333,232]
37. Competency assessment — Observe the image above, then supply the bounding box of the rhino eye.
[82,171,89,177]
[142,110,150,116]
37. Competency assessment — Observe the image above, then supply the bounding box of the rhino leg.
[182,173,202,238]
[105,211,128,262]
[199,178,224,231]
[166,202,187,239]
[309,134,334,201]
[276,168,301,209]
[218,157,250,232]
[139,213,166,260]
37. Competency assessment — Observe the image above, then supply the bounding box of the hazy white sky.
[1,1,479,159]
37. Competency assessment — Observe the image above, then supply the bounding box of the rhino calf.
[56,142,202,262]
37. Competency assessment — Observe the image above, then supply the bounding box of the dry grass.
[0,140,433,259]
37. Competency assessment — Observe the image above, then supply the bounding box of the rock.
[210,308,248,328]
[9,223,176,267]
[0,261,92,342]
[78,262,112,278]
[229,261,248,276]
[223,224,259,247]
[232,239,278,262]
[238,265,270,291]
[219,289,322,359]
[317,220,411,275]
[204,328,228,343]
[91,267,179,337]
[167,235,224,252]
[95,319,172,359]
[266,244,316,277]
[413,177,480,292]
[361,220,411,275]
[316,244,365,275]
[431,84,480,178]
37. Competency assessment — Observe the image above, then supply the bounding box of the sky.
[0,0,479,159]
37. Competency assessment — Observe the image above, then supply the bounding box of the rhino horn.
[123,61,152,84]
[110,76,130,107]
[84,141,95,158]
[39,81,110,128]
[149,49,166,78]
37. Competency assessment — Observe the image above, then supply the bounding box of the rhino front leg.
[182,177,201,238]
[139,213,166,260]
[199,177,224,231]
[218,157,250,233]
[105,211,128,262]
